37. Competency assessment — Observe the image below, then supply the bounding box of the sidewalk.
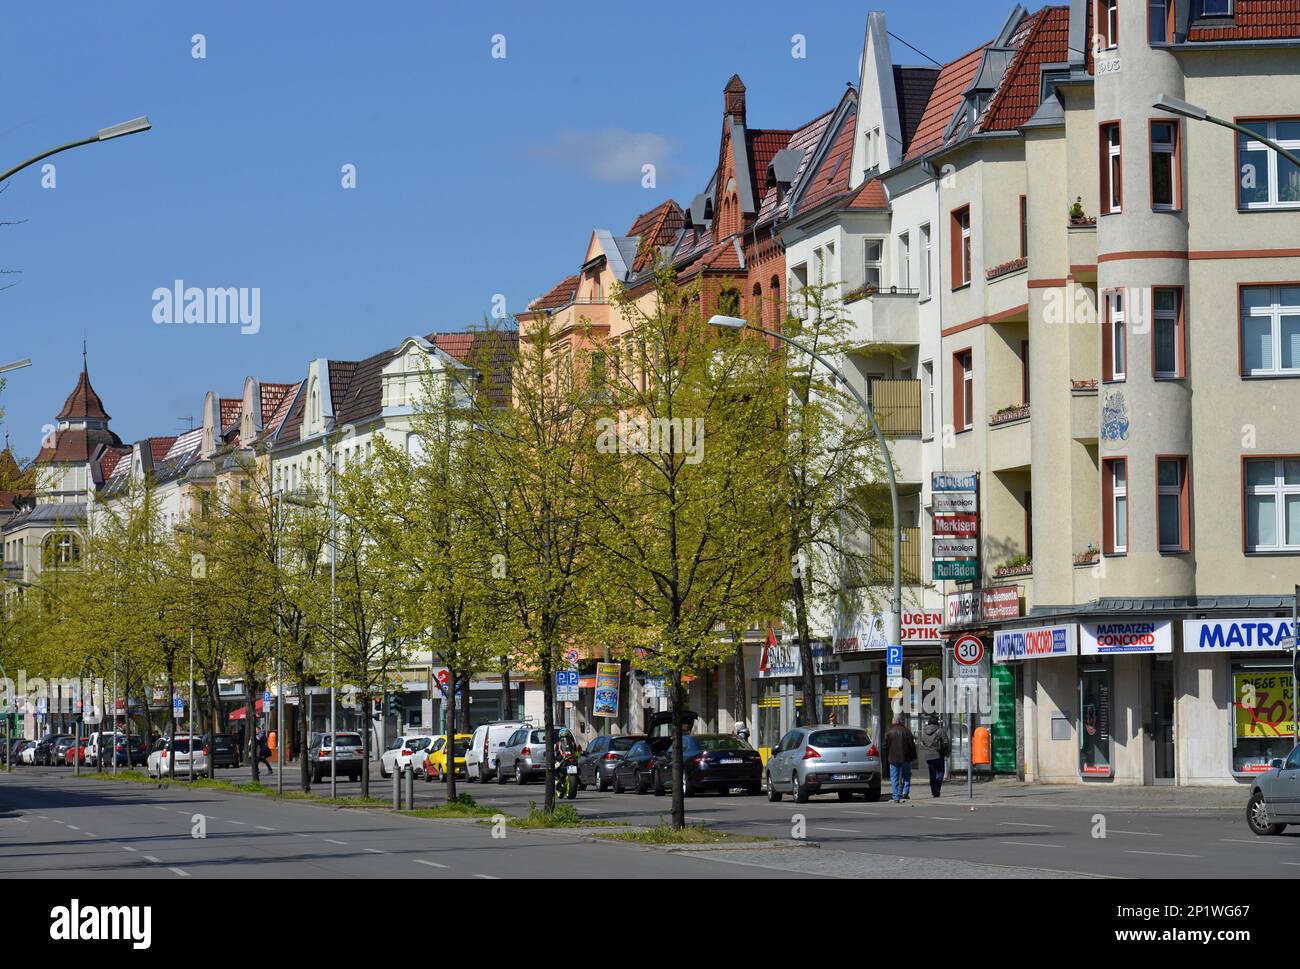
[929,775,1248,811]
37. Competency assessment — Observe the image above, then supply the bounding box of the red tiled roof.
[56,367,111,421]
[98,446,131,478]
[765,106,837,224]
[528,274,580,311]
[258,383,297,427]
[219,398,241,429]
[903,43,990,162]
[626,200,685,271]
[794,105,858,214]
[747,128,795,213]
[982,7,1070,132]
[148,437,177,464]
[839,177,889,211]
[429,330,519,406]
[1188,0,1300,40]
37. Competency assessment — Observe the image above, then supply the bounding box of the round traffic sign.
[953,634,984,666]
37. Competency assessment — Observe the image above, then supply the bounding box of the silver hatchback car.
[765,725,882,803]
[1247,744,1300,835]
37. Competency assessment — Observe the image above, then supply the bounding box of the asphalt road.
[4,764,1297,878]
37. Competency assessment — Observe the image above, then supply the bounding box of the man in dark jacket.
[882,714,917,802]
[917,713,951,798]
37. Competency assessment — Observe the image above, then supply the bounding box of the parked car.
[64,739,91,766]
[147,736,209,778]
[203,733,240,769]
[109,736,150,767]
[307,732,363,783]
[465,720,527,783]
[764,726,882,803]
[577,734,645,791]
[1,738,28,764]
[33,734,75,766]
[652,734,763,796]
[85,732,122,768]
[380,734,434,779]
[1247,744,1300,835]
[612,737,674,794]
[19,741,38,765]
[419,734,471,781]
[496,727,576,785]
[52,736,81,765]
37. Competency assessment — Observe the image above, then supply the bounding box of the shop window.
[1244,458,1300,552]
[1232,665,1293,775]
[1079,664,1112,777]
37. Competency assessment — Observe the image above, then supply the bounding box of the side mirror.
[498,741,507,748]
[1271,758,1285,770]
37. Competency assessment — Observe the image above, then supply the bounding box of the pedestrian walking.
[918,713,951,798]
[256,728,273,775]
[882,714,917,803]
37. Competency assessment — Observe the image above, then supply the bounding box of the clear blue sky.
[0,0,1004,454]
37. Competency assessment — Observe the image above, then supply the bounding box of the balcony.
[1070,380,1098,442]
[989,402,1031,472]
[865,525,922,587]
[870,379,921,437]
[3,561,21,581]
[844,288,920,347]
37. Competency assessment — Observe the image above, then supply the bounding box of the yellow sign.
[1234,671,1296,738]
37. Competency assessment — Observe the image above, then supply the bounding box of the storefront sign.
[991,665,1016,772]
[1183,617,1298,653]
[933,491,977,514]
[934,559,978,582]
[994,623,1079,663]
[981,586,1021,621]
[932,471,977,492]
[1233,671,1295,741]
[933,514,979,537]
[833,611,943,652]
[1081,620,1172,655]
[934,537,978,559]
[593,663,620,717]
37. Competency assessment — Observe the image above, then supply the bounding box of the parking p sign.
[887,645,903,688]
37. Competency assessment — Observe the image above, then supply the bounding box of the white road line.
[1280,862,1300,867]
[414,859,448,869]
[927,816,960,821]
[473,874,499,879]
[1221,838,1272,846]
[293,833,309,838]
[997,821,1051,828]
[999,840,1064,848]
[228,820,245,826]
[143,855,163,863]
[65,824,79,831]
[82,832,97,838]
[121,846,138,853]
[816,826,862,834]
[1109,830,1162,837]
[323,838,348,845]
[168,867,190,877]
[256,825,275,831]
[155,806,169,811]
[1126,850,1200,858]
[364,848,385,854]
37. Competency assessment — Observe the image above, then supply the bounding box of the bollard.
[404,764,415,810]
[392,763,401,810]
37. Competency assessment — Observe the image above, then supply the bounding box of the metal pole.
[330,446,337,799]
[276,494,284,796]
[111,650,117,777]
[1293,584,1298,749]
[966,686,972,799]
[189,524,195,784]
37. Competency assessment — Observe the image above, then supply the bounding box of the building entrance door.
[1152,661,1175,784]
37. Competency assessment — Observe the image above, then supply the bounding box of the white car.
[85,731,125,768]
[466,721,528,783]
[380,734,433,778]
[19,741,37,765]
[147,736,209,778]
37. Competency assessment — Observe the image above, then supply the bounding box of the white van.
[465,721,527,783]
[85,731,124,768]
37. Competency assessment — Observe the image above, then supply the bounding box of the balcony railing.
[869,379,922,437]
[864,525,922,586]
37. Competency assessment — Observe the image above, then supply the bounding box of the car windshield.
[809,729,870,749]
[409,738,431,751]
[649,738,673,755]
[611,737,642,752]
[695,736,749,751]
[452,739,470,756]
[329,735,362,747]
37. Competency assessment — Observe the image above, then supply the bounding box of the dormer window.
[1199,0,1231,16]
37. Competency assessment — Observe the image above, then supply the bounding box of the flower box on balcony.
[843,284,879,305]
[986,256,1028,281]
[1074,546,1100,567]
[993,562,1033,579]
[989,403,1030,426]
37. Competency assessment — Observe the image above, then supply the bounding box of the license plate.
[566,766,578,775]
[832,773,859,781]
[720,758,743,765]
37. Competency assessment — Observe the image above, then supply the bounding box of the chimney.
[724,74,746,124]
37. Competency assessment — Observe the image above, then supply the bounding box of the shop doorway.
[1151,661,1175,784]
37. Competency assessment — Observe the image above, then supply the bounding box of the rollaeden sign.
[994,624,1078,663]
[1182,618,1298,653]
[1081,621,1172,655]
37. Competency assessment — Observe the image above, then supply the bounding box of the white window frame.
[1105,124,1123,213]
[1241,285,1300,377]
[1100,0,1119,49]
[863,238,883,291]
[1244,458,1300,553]
[1238,119,1300,211]
[898,232,911,290]
[961,354,974,431]
[921,360,934,440]
[1201,0,1233,16]
[1154,288,1180,378]
[919,223,932,300]
[958,211,971,286]
[1108,291,1127,380]
[1157,458,1184,552]
[1151,121,1178,210]
[1111,460,1128,554]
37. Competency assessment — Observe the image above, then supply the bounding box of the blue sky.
[0,0,1002,453]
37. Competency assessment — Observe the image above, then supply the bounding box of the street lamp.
[0,118,151,186]
[706,314,904,697]
[0,360,32,375]
[1154,94,1300,168]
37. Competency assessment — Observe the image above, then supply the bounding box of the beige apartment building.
[939,0,1300,786]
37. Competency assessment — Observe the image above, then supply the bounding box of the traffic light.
[386,691,403,717]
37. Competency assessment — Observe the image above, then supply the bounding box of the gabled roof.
[219,398,241,431]
[789,103,858,216]
[838,177,889,211]
[148,436,177,464]
[903,42,990,162]
[765,107,837,224]
[981,7,1070,132]
[1187,0,1300,41]
[893,66,940,153]
[528,275,580,312]
[98,446,131,479]
[625,200,685,272]
[56,366,111,421]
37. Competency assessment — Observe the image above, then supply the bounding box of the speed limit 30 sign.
[953,634,985,675]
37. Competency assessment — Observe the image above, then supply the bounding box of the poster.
[593,662,620,718]
[1234,671,1295,738]
[991,664,1016,773]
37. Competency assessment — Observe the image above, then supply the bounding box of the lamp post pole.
[0,119,151,186]
[1154,95,1300,169]
[329,449,338,799]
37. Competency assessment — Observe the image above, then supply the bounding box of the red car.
[64,741,90,766]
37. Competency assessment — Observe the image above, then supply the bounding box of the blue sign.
[1183,617,1297,653]
[886,645,903,687]
[993,624,1079,663]
[887,646,902,667]
[556,669,579,702]
[932,471,977,492]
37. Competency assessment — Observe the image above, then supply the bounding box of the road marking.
[999,840,1063,848]
[323,838,348,845]
[927,816,961,821]
[155,806,169,811]
[364,848,385,854]
[82,832,97,838]
[1280,862,1300,867]
[168,867,190,877]
[122,846,138,853]
[414,859,448,869]
[1108,830,1162,837]
[227,820,245,826]
[1126,850,1200,858]
[143,855,163,863]
[816,826,862,834]
[256,825,275,831]
[472,874,499,880]
[293,833,309,838]
[1221,839,1272,846]
[65,824,80,831]
[997,821,1051,828]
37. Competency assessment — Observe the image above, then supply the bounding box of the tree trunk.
[359,695,371,800]
[443,666,458,804]
[458,675,472,734]
[671,672,685,829]
[790,534,818,727]
[733,639,746,732]
[165,666,176,779]
[500,661,513,720]
[245,670,259,784]
[542,647,555,813]
[297,660,311,793]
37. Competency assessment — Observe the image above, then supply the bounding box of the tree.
[585,264,786,828]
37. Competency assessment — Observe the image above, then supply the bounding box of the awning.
[227,699,269,721]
